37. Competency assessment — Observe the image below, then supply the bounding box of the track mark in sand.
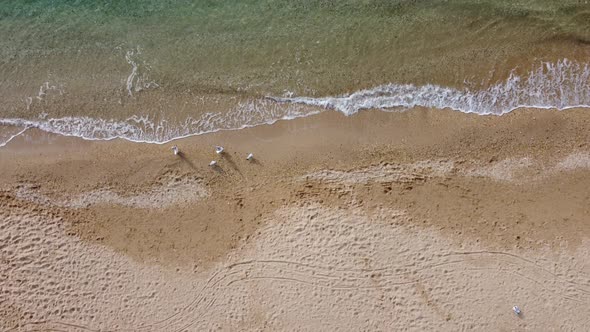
[445,250,590,300]
[6,320,101,332]
[8,251,590,331]
[133,259,419,332]
[119,255,590,331]
[5,201,589,331]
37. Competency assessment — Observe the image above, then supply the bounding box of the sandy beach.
[1,108,589,331]
[2,1,590,330]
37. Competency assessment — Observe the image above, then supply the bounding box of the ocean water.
[1,0,589,144]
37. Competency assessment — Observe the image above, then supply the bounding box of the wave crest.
[272,59,590,115]
[0,100,320,144]
[1,59,589,145]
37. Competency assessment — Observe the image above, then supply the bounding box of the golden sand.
[1,108,590,330]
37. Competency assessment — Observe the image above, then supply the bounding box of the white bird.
[246,153,254,161]
[171,145,179,155]
[215,146,224,154]
[512,306,521,315]
[209,160,217,166]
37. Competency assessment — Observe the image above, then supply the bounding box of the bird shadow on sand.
[248,157,262,166]
[221,153,243,176]
[177,152,199,171]
[210,164,225,174]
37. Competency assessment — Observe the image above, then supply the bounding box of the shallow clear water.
[1,1,589,143]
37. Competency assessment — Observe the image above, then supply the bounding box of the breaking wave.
[272,59,590,115]
[0,100,321,145]
[1,59,589,146]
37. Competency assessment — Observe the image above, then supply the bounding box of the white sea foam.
[0,100,321,144]
[125,47,159,96]
[0,126,29,147]
[1,59,589,145]
[272,59,590,115]
[24,81,65,110]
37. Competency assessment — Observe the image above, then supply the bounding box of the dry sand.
[1,108,590,331]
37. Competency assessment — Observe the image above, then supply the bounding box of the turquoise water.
[1,1,589,143]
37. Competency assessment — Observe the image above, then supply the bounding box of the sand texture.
[1,108,590,331]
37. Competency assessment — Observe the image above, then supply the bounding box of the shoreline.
[2,101,590,146]
[3,56,590,146]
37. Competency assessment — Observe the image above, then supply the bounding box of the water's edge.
[1,59,589,146]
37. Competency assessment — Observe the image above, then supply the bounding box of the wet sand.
[1,108,590,331]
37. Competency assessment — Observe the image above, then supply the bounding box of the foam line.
[0,126,30,148]
[271,59,590,115]
[1,59,589,145]
[0,101,322,144]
